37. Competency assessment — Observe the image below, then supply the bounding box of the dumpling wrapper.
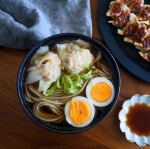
[27,65,38,72]
[57,40,93,73]
[120,0,133,5]
[118,13,138,37]
[138,5,150,21]
[38,78,54,92]
[57,39,90,61]
[139,51,150,62]
[129,0,144,13]
[30,46,49,65]
[108,5,130,28]
[57,43,70,62]
[124,23,147,44]
[75,39,90,48]
[140,19,150,27]
[67,49,94,73]
[68,41,83,51]
[25,70,43,84]
[135,28,150,51]
[35,52,62,81]
[106,0,123,18]
[68,40,90,51]
[25,49,62,92]
[35,52,61,69]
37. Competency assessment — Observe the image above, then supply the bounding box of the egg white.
[86,77,115,107]
[64,96,95,127]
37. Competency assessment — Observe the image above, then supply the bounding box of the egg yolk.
[90,82,112,102]
[69,101,91,125]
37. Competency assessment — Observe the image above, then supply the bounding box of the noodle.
[25,45,112,124]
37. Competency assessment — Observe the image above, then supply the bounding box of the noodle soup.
[17,34,120,133]
[25,39,113,127]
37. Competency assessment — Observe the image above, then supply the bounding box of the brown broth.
[126,103,150,137]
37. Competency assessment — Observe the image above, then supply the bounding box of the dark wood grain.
[1,0,150,149]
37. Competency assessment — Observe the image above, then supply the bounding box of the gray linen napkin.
[0,0,92,49]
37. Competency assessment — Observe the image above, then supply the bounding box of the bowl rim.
[17,33,121,134]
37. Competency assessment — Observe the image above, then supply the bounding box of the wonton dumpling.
[129,0,144,13]
[118,13,138,37]
[109,5,130,28]
[138,5,150,21]
[57,40,94,73]
[135,28,150,51]
[67,49,94,73]
[35,52,61,69]
[106,0,123,18]
[37,54,62,92]
[25,48,62,92]
[39,53,61,80]
[124,23,147,44]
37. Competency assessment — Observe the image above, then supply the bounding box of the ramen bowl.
[17,33,120,134]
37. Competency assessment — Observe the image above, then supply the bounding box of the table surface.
[1,0,150,149]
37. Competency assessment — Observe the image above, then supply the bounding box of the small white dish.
[118,94,150,147]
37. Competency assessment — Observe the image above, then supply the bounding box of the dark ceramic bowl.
[17,33,120,134]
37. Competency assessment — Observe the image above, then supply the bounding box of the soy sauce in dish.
[126,103,150,137]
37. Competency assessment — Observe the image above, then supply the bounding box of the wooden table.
[1,0,150,149]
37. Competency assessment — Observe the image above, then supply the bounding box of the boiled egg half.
[86,77,115,107]
[64,96,95,127]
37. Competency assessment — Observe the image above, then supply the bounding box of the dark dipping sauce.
[126,103,150,137]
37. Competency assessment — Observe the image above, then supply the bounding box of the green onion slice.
[43,82,57,96]
[69,73,81,87]
[80,70,92,79]
[62,75,73,89]
[57,75,63,89]
[81,64,90,70]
